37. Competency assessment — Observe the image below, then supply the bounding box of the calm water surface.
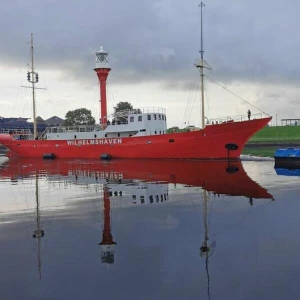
[0,157,299,300]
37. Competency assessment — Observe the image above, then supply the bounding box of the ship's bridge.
[105,107,167,138]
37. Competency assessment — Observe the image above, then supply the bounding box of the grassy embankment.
[168,126,299,157]
[243,126,300,157]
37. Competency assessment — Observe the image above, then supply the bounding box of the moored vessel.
[0,5,271,160]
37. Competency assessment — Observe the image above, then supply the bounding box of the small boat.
[0,6,271,160]
[274,148,300,168]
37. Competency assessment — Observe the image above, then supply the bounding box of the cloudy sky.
[0,0,299,127]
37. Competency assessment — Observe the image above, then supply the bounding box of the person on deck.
[247,110,251,121]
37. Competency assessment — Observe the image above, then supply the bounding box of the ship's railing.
[207,113,263,125]
[42,125,98,135]
[0,128,32,134]
[113,107,166,117]
[107,120,128,125]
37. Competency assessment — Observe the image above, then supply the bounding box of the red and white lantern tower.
[94,46,111,128]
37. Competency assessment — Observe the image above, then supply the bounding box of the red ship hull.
[0,117,271,159]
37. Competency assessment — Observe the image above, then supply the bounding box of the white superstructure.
[42,107,167,140]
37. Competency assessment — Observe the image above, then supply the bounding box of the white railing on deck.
[113,107,165,117]
[208,113,263,125]
[42,125,97,135]
[0,128,32,134]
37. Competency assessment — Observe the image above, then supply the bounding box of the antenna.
[199,2,205,60]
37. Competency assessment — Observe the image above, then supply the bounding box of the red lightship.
[0,9,271,160]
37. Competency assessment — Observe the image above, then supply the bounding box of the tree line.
[63,102,135,126]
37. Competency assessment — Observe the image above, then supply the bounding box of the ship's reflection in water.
[0,158,278,299]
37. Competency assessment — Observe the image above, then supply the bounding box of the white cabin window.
[155,131,157,134]
[159,115,161,120]
[162,115,164,120]
[154,114,157,120]
[147,115,151,120]
[138,116,142,121]
[130,116,134,122]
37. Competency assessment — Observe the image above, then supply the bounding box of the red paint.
[0,158,273,199]
[94,68,111,127]
[0,117,271,159]
[100,187,116,246]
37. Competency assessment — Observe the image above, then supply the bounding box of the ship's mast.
[196,2,211,129]
[30,34,37,139]
[200,2,205,129]
[22,34,45,139]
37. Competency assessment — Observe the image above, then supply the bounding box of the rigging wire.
[210,199,273,238]
[204,78,211,122]
[21,85,30,119]
[182,81,200,127]
[10,67,26,117]
[89,84,99,122]
[107,83,116,117]
[187,82,200,124]
[205,75,271,116]
[182,88,194,127]
[34,48,59,119]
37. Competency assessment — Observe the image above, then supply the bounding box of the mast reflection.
[32,173,45,280]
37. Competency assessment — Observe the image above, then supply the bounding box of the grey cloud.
[1,0,300,88]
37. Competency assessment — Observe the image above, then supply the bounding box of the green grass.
[249,126,300,143]
[167,126,300,142]
[242,147,277,157]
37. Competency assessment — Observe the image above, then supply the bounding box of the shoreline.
[245,142,300,148]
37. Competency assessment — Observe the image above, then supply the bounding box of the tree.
[167,126,180,133]
[114,102,133,114]
[64,108,95,126]
[113,102,141,123]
